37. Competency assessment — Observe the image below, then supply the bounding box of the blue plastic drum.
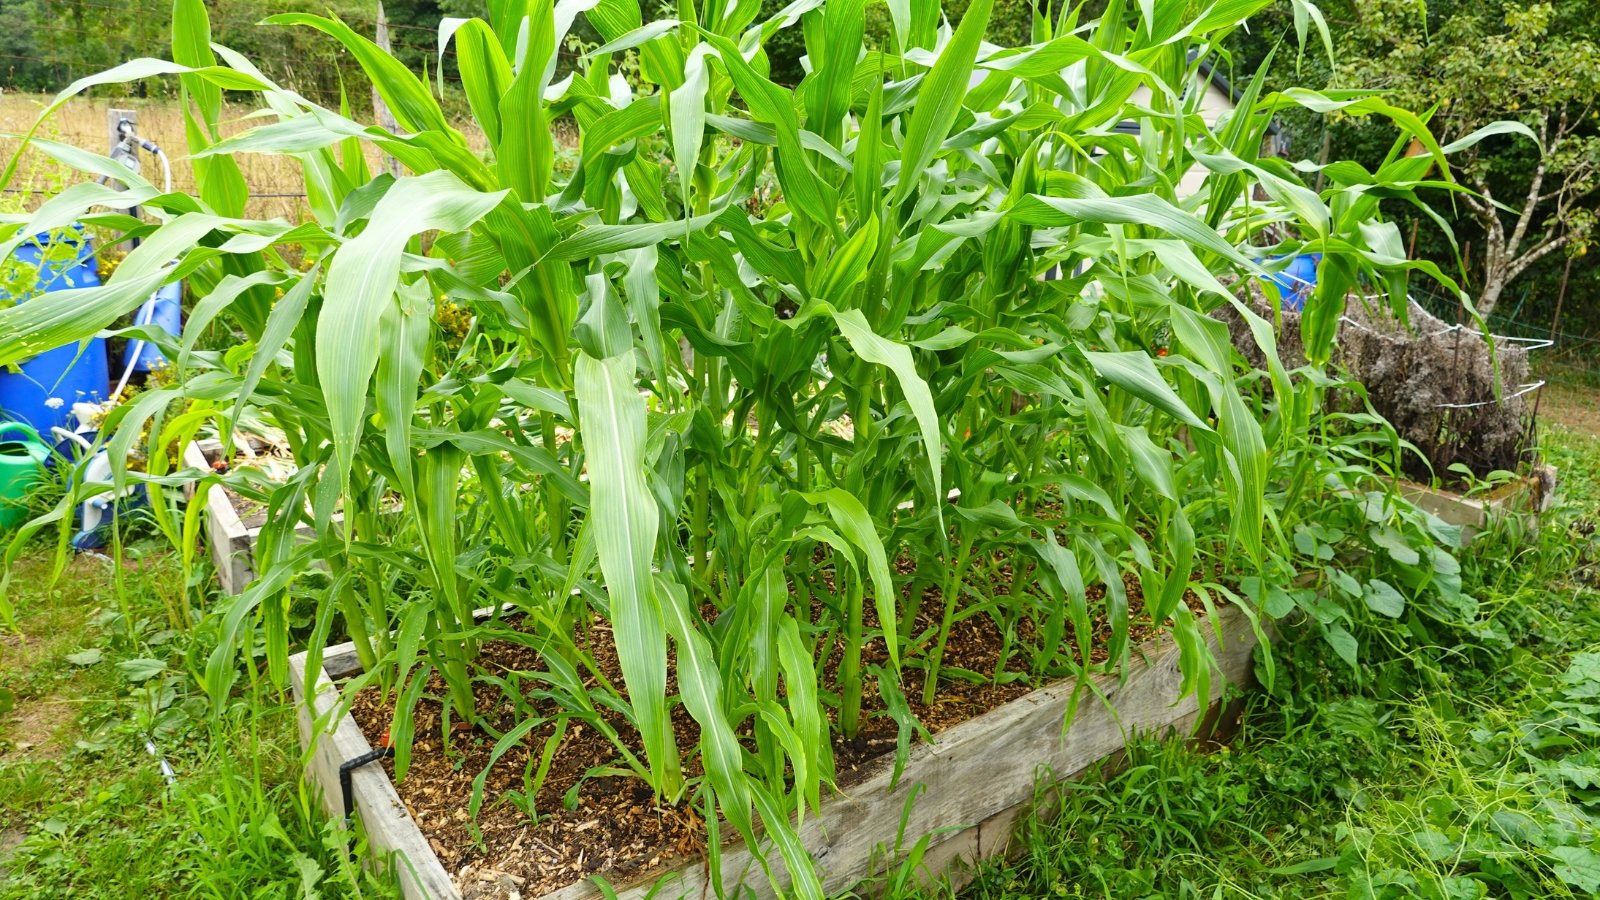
[0,226,109,433]
[122,280,183,373]
[1259,253,1322,312]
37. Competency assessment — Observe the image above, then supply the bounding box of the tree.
[1332,1,1600,316]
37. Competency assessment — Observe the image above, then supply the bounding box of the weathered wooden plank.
[186,438,361,595]
[290,650,458,900]
[295,605,1258,900]
[1399,465,1556,542]
[185,439,260,595]
[634,604,1259,900]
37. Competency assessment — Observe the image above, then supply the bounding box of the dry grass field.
[0,92,506,222]
[3,93,323,221]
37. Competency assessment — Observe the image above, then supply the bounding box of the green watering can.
[0,421,50,529]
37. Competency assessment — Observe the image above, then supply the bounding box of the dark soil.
[348,560,1200,897]
[227,488,270,529]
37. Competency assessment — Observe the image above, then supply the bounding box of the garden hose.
[109,127,173,403]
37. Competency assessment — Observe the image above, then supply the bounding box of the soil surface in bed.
[348,568,1191,899]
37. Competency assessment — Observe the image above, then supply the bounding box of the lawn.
[0,549,393,897]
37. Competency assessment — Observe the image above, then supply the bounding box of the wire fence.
[0,13,590,104]
[1410,284,1600,388]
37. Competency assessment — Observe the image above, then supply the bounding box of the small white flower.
[44,397,64,409]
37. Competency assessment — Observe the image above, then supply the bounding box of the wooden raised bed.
[182,438,387,594]
[182,437,293,595]
[1400,463,1558,542]
[289,604,1260,900]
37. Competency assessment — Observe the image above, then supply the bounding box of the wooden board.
[183,439,259,595]
[1400,463,1557,542]
[291,604,1260,900]
[184,438,355,595]
[289,651,458,900]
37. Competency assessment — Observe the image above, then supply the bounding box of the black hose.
[338,745,394,859]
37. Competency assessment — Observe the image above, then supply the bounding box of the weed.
[0,545,396,898]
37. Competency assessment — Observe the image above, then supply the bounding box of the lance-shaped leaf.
[1082,349,1209,431]
[317,170,505,494]
[575,350,683,798]
[807,487,900,668]
[894,0,993,204]
[830,308,945,533]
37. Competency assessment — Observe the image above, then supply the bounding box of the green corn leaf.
[1112,423,1178,501]
[778,617,829,810]
[267,13,454,137]
[754,700,812,820]
[694,29,838,233]
[657,577,753,836]
[544,208,723,262]
[807,487,899,668]
[585,19,680,57]
[852,67,885,217]
[470,715,545,821]
[440,18,514,146]
[1082,350,1208,431]
[894,0,992,204]
[813,216,880,304]
[1153,507,1196,623]
[575,350,682,798]
[1035,531,1091,671]
[172,0,250,216]
[1213,377,1267,560]
[178,271,289,368]
[668,45,712,223]
[374,280,432,494]
[3,136,155,191]
[228,264,321,436]
[412,429,587,505]
[316,171,505,495]
[1013,193,1255,270]
[750,785,826,899]
[0,208,271,367]
[830,308,944,533]
[805,0,869,146]
[581,96,663,169]
[496,0,558,202]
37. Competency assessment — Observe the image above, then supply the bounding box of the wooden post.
[1526,252,1574,455]
[106,108,137,161]
[372,2,403,178]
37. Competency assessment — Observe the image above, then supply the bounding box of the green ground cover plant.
[0,543,395,898]
[0,0,1543,895]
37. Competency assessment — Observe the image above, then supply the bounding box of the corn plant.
[0,0,1526,893]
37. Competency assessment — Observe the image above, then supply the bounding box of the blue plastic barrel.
[0,226,109,433]
[1258,253,1322,312]
[122,280,183,372]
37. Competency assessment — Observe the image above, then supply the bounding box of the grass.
[884,413,1600,899]
[0,541,397,898]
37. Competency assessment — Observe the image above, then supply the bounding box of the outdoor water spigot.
[119,117,161,154]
